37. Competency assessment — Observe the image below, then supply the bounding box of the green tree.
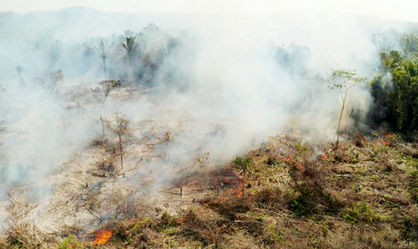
[99,39,108,80]
[122,36,137,62]
[377,50,418,136]
[329,70,366,148]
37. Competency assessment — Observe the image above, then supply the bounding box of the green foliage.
[265,157,279,166]
[341,203,386,224]
[289,186,313,216]
[405,156,418,202]
[234,156,252,173]
[368,33,418,137]
[400,33,418,57]
[402,219,418,242]
[328,69,366,147]
[289,184,341,217]
[58,235,83,249]
[294,142,311,154]
[122,36,137,59]
[329,70,366,90]
[157,212,179,231]
[264,222,283,244]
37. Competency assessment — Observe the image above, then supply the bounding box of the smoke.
[0,8,416,232]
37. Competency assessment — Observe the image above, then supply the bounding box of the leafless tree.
[98,79,121,138]
[105,113,129,170]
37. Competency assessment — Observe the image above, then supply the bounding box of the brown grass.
[1,133,417,248]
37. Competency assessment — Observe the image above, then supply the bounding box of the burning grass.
[0,133,416,248]
[92,230,112,246]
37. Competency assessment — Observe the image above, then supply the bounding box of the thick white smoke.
[0,8,416,232]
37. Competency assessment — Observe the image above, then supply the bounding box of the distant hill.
[0,7,416,41]
[0,7,416,83]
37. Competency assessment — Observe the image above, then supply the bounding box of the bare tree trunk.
[100,115,105,139]
[100,41,107,80]
[102,55,107,80]
[336,91,347,149]
[242,175,245,197]
[119,134,123,169]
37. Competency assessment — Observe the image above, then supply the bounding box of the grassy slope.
[1,134,417,249]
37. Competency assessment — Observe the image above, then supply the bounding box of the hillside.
[1,133,416,248]
[0,6,417,249]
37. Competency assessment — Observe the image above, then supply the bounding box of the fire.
[92,229,113,246]
[384,133,392,138]
[218,196,230,202]
[176,217,185,224]
[283,156,294,162]
[231,182,244,198]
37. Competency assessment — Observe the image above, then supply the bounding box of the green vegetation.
[1,31,417,249]
[369,34,418,138]
[233,156,253,174]
[328,70,366,148]
[58,235,83,249]
[341,202,388,224]
[3,135,415,249]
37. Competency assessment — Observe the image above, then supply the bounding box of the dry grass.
[1,133,417,248]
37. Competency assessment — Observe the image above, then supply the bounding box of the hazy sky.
[0,0,417,22]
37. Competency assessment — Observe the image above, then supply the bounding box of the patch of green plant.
[263,222,283,244]
[184,240,204,248]
[295,142,312,154]
[266,157,279,166]
[409,169,418,203]
[341,203,383,224]
[319,222,331,237]
[401,218,418,242]
[155,212,179,232]
[254,187,283,211]
[404,155,418,202]
[289,184,341,217]
[289,185,316,217]
[351,150,360,163]
[8,237,23,248]
[353,185,361,193]
[162,226,181,236]
[234,156,253,173]
[58,235,83,249]
[405,155,418,169]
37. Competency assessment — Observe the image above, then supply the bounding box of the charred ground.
[1,133,416,249]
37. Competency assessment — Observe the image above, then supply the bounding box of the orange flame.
[383,133,392,138]
[176,217,185,224]
[218,196,230,202]
[93,230,112,246]
[231,183,244,198]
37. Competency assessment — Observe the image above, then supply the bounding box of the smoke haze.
[0,7,416,232]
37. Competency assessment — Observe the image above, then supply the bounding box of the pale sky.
[0,0,417,22]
